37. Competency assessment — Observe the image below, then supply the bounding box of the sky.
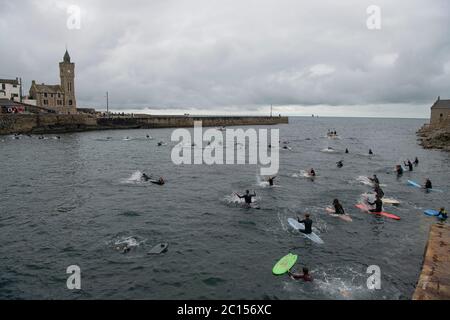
[0,0,449,118]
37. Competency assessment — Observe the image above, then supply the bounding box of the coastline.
[417,121,450,151]
[0,114,289,135]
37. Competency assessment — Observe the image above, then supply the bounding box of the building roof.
[32,83,63,94]
[63,49,71,63]
[0,78,19,85]
[432,99,450,109]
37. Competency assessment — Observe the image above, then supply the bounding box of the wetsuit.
[289,272,313,282]
[238,193,255,204]
[370,177,379,185]
[374,186,385,199]
[298,218,312,234]
[414,158,419,166]
[406,162,413,171]
[368,199,383,213]
[268,178,275,186]
[438,210,448,221]
[337,161,343,168]
[334,203,345,215]
[397,167,403,176]
[425,180,432,189]
[310,170,316,177]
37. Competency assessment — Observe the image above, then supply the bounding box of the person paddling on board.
[332,199,345,215]
[151,177,165,185]
[288,267,313,282]
[369,149,373,155]
[369,174,379,185]
[413,157,419,166]
[396,165,403,176]
[142,173,151,181]
[236,190,256,206]
[297,213,313,234]
[268,176,277,186]
[336,160,343,168]
[345,148,349,154]
[368,195,383,213]
[309,168,316,177]
[424,178,432,190]
[374,183,385,199]
[404,160,413,171]
[437,207,448,221]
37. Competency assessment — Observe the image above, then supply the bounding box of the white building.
[0,78,21,101]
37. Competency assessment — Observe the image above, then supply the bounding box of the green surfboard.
[273,253,298,275]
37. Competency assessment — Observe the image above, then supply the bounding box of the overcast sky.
[0,0,449,117]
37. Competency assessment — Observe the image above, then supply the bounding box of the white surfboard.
[325,207,353,222]
[288,218,324,244]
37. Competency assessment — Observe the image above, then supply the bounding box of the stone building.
[430,96,450,126]
[0,78,21,101]
[29,50,77,114]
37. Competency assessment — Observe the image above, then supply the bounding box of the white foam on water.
[121,171,144,184]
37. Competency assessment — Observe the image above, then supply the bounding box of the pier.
[0,114,288,135]
[413,223,450,300]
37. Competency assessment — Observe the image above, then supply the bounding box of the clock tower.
[59,49,77,111]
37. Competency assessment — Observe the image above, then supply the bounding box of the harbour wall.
[413,223,450,300]
[0,114,288,135]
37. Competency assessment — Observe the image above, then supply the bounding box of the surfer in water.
[141,173,151,181]
[424,178,432,190]
[309,168,316,177]
[374,183,385,199]
[404,160,413,171]
[369,149,373,155]
[368,195,383,213]
[396,165,403,176]
[288,267,313,282]
[151,177,165,185]
[297,214,312,234]
[345,148,349,154]
[333,199,345,215]
[236,190,256,206]
[414,157,419,166]
[268,176,277,186]
[438,207,448,221]
[336,160,343,168]
[369,174,379,185]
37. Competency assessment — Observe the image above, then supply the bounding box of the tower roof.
[63,50,71,63]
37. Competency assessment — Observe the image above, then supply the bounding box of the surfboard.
[288,218,324,244]
[408,180,443,192]
[424,209,440,217]
[148,243,169,254]
[325,207,353,222]
[355,203,400,221]
[382,198,401,206]
[272,253,298,275]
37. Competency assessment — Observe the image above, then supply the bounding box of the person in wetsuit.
[424,178,432,190]
[297,214,313,234]
[369,174,379,185]
[374,183,385,199]
[369,149,373,155]
[309,168,316,177]
[438,207,448,221]
[151,177,165,185]
[345,148,349,154]
[333,199,345,215]
[236,190,256,205]
[288,267,313,282]
[142,173,151,181]
[368,195,383,213]
[336,160,343,168]
[396,165,403,176]
[413,157,419,166]
[404,160,413,171]
[268,176,277,186]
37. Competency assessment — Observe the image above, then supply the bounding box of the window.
[44,100,48,105]
[69,100,73,105]
[58,93,61,98]
[51,94,54,98]
[57,100,62,105]
[44,93,47,98]
[1,84,5,90]
[13,85,17,88]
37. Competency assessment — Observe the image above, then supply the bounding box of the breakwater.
[0,114,288,135]
[413,223,450,300]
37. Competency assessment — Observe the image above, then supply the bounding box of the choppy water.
[0,117,449,300]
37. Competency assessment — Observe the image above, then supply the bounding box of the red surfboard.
[355,203,400,221]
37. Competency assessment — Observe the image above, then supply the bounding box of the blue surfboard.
[424,209,440,217]
[407,180,443,193]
